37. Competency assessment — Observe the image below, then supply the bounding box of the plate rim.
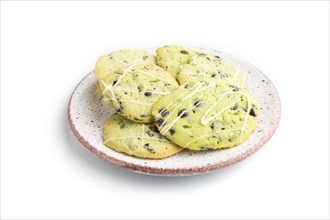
[67,49,282,176]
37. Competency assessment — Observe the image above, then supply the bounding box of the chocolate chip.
[231,106,238,110]
[194,100,202,107]
[221,128,225,130]
[210,121,218,129]
[137,86,142,92]
[144,91,152,97]
[147,130,155,137]
[211,74,217,78]
[159,109,169,117]
[146,146,155,154]
[149,125,158,132]
[219,73,228,78]
[155,118,165,126]
[180,50,189,54]
[145,143,150,147]
[206,57,211,61]
[118,102,123,111]
[184,83,193,89]
[249,108,257,117]
[178,110,188,118]
[143,55,148,60]
[232,86,239,92]
[116,102,123,113]
[169,129,175,135]
[112,80,117,86]
[214,55,220,59]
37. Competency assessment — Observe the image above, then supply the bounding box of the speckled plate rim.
[67,49,281,176]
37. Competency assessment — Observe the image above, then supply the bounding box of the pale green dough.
[95,49,156,80]
[156,45,196,78]
[96,51,179,123]
[177,52,248,89]
[151,80,260,150]
[103,114,182,159]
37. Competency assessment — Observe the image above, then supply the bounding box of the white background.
[1,1,329,219]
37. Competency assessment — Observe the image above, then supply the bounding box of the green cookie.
[156,45,196,78]
[177,53,247,89]
[103,114,183,159]
[151,80,260,150]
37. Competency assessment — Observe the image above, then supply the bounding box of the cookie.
[95,49,156,81]
[98,63,179,123]
[177,53,247,88]
[103,114,183,159]
[151,80,260,150]
[156,45,196,78]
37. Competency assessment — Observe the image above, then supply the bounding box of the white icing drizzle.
[103,98,153,106]
[230,69,240,83]
[159,82,215,131]
[101,58,173,106]
[159,83,253,144]
[201,91,251,142]
[111,88,171,95]
[135,70,178,87]
[158,83,205,126]
[109,56,130,66]
[101,60,140,97]
[183,128,242,148]
[104,136,170,144]
[200,91,241,125]
[145,91,171,95]
[155,84,200,119]
[104,136,140,143]
[160,101,197,135]
[145,137,170,142]
[184,82,215,100]
[201,98,241,125]
[101,80,115,99]
[240,77,245,88]
[113,60,141,87]
[180,71,210,77]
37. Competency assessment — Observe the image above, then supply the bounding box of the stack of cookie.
[95,46,260,159]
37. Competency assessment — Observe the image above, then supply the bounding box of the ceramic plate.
[67,48,281,176]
